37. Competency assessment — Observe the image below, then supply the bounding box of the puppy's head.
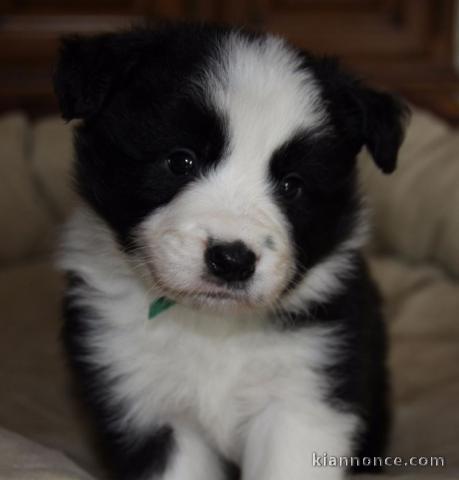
[54,25,408,313]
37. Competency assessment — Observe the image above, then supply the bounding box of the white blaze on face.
[138,33,326,310]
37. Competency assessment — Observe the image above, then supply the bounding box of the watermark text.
[312,452,446,469]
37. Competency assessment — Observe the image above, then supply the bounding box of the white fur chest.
[80,283,335,462]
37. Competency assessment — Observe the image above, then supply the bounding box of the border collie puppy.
[54,23,408,480]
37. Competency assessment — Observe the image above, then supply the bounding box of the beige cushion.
[360,108,459,276]
[31,116,76,222]
[0,427,94,480]
[0,261,102,476]
[0,114,55,263]
[369,256,459,472]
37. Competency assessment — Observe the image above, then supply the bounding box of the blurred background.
[0,2,459,480]
[0,0,459,121]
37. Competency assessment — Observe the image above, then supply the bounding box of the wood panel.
[0,0,458,121]
[0,0,187,114]
[213,1,452,63]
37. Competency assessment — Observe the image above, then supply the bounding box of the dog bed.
[0,108,457,478]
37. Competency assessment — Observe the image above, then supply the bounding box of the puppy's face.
[55,26,407,313]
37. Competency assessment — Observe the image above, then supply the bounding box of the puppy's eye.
[279,174,304,201]
[167,149,197,176]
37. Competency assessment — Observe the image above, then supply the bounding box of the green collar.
[148,297,175,319]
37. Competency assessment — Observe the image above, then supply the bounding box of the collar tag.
[148,297,175,319]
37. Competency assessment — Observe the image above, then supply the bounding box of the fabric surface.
[0,260,101,476]
[31,116,76,222]
[0,108,457,478]
[369,257,459,474]
[0,427,94,480]
[0,114,55,264]
[360,108,459,276]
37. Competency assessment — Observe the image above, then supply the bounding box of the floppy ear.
[353,86,410,174]
[310,56,409,174]
[53,33,139,120]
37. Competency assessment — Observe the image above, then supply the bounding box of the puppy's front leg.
[113,422,224,480]
[242,403,357,480]
[160,423,225,480]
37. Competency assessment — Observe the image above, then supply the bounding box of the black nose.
[205,241,257,283]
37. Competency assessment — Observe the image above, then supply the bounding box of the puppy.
[54,23,408,480]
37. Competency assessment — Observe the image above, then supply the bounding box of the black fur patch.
[56,25,230,248]
[269,131,360,287]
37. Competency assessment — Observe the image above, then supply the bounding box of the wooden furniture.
[1,0,458,121]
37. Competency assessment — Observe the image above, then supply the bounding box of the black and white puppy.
[54,23,408,480]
